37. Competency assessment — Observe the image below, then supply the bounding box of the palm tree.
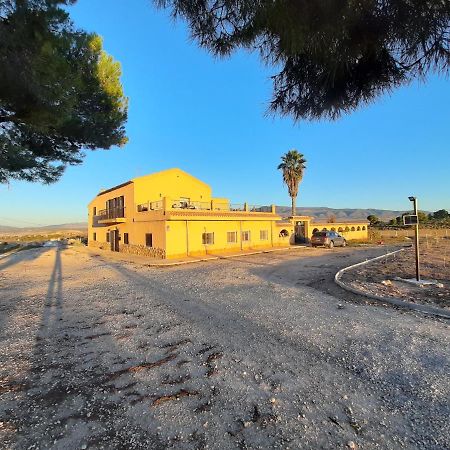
[278,150,307,217]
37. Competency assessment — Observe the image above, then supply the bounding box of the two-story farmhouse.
[88,168,368,259]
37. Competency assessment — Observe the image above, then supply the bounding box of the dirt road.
[1,245,449,449]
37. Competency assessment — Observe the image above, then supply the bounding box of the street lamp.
[408,196,420,281]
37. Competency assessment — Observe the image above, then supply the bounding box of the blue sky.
[1,0,449,226]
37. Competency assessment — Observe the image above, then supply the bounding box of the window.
[106,195,125,218]
[145,233,153,247]
[106,232,110,243]
[227,231,237,243]
[93,232,96,241]
[124,233,129,245]
[260,230,269,240]
[202,232,214,245]
[93,207,97,216]
[242,231,251,242]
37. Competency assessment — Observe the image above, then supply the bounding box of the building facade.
[88,169,369,259]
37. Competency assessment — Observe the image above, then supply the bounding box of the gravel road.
[0,245,449,449]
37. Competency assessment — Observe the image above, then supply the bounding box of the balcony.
[137,201,163,212]
[136,198,276,215]
[96,207,126,224]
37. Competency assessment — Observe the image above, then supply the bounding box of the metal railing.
[137,200,163,212]
[230,203,245,211]
[249,205,272,213]
[171,200,211,210]
[96,207,125,220]
[135,200,273,214]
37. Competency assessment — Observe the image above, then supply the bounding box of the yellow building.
[275,216,369,245]
[88,168,289,259]
[88,168,369,259]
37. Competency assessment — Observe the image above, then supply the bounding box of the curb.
[81,244,309,268]
[334,248,450,320]
[142,245,309,267]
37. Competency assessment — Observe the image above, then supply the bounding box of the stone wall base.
[88,241,109,251]
[119,243,165,259]
[88,241,165,259]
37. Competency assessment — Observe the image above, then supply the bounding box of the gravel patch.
[0,245,449,449]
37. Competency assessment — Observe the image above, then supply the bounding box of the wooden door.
[110,230,119,252]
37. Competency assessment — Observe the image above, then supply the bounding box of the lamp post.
[408,196,420,281]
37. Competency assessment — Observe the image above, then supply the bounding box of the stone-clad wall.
[88,241,108,250]
[88,241,165,259]
[119,243,166,259]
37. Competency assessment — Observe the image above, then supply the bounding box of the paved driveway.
[0,245,449,449]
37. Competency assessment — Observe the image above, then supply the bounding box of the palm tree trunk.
[291,196,296,217]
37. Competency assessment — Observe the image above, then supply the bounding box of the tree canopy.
[367,215,380,225]
[0,0,128,183]
[431,209,450,220]
[155,0,450,121]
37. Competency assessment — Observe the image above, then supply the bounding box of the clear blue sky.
[1,0,449,226]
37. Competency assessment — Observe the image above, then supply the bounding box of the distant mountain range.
[0,222,87,234]
[275,206,407,222]
[0,208,406,234]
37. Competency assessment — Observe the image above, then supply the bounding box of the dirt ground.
[0,244,449,449]
[341,242,450,310]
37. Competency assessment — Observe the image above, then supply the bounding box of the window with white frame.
[260,230,269,240]
[202,232,214,245]
[227,231,237,243]
[242,230,251,242]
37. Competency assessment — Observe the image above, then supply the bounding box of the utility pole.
[408,196,420,281]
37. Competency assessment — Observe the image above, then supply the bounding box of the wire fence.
[373,228,450,272]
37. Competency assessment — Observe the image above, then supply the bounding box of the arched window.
[357,226,361,231]
[322,227,328,231]
[362,226,366,230]
[351,227,356,231]
[338,227,344,232]
[345,226,350,232]
[279,229,289,237]
[331,227,336,231]
[312,228,319,234]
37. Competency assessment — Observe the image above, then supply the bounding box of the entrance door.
[110,230,119,252]
[294,221,306,244]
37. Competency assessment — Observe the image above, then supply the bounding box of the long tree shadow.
[0,246,50,332]
[2,245,167,449]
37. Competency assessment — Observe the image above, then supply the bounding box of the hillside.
[275,206,406,221]
[0,222,87,235]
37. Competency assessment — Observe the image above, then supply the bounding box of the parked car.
[311,230,347,248]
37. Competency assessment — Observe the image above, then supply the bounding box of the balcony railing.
[97,207,125,220]
[137,200,163,212]
[171,200,211,210]
[249,205,272,213]
[135,199,274,214]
